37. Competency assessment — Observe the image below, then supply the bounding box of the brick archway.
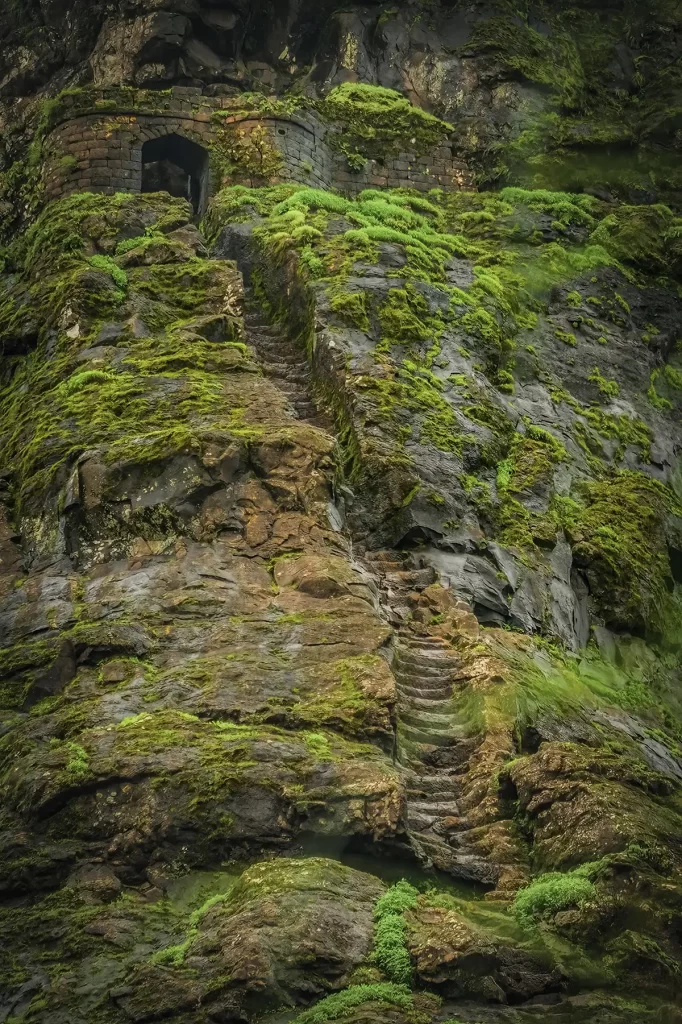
[140,132,210,217]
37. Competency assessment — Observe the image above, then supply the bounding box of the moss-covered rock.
[119,858,384,1021]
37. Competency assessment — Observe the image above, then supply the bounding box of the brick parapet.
[42,86,474,204]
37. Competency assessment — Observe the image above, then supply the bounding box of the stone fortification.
[42,86,472,206]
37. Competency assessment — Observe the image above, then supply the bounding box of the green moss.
[648,368,675,411]
[0,192,257,514]
[581,408,652,461]
[331,290,371,331]
[210,119,285,189]
[317,83,452,164]
[152,889,237,967]
[555,327,577,346]
[588,366,620,399]
[63,741,89,778]
[558,472,678,630]
[58,155,78,173]
[497,425,568,496]
[292,984,417,1024]
[88,254,127,291]
[589,204,681,272]
[379,285,440,347]
[606,930,681,979]
[302,731,334,761]
[513,868,597,926]
[464,13,584,108]
[371,880,418,985]
[500,188,598,228]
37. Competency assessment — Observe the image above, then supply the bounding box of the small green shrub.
[512,869,596,925]
[371,880,418,984]
[292,984,414,1024]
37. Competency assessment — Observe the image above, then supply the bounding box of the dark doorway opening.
[141,133,209,217]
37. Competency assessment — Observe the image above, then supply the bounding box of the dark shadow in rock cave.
[141,133,209,217]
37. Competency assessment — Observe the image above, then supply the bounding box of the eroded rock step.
[243,303,331,429]
[238,304,482,878]
[360,548,487,877]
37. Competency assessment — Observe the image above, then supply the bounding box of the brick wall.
[42,86,473,205]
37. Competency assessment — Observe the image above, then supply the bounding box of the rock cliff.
[1,3,681,1024]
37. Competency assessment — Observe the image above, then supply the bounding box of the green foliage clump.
[496,424,568,495]
[560,472,677,629]
[589,204,682,272]
[464,14,584,107]
[588,366,620,398]
[372,880,418,984]
[581,408,652,461]
[330,290,371,331]
[647,367,679,412]
[88,253,127,291]
[318,83,452,166]
[500,187,598,228]
[211,119,285,188]
[292,984,415,1024]
[63,741,89,778]
[513,868,597,926]
[203,183,304,238]
[153,891,233,967]
[379,284,438,346]
[0,191,256,516]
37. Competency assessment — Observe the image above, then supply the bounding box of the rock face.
[118,858,384,1022]
[1,3,682,1024]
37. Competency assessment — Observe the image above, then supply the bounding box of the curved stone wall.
[41,86,473,204]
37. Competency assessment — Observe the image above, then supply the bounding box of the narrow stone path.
[362,551,476,875]
[243,299,330,429]
[241,296,475,875]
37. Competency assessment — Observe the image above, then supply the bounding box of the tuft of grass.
[512,868,597,926]
[292,984,414,1024]
[371,880,418,984]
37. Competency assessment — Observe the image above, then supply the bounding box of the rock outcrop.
[1,3,682,1024]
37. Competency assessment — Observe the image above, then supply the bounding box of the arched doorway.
[141,133,209,217]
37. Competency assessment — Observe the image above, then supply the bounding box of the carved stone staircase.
[243,301,330,429]
[240,295,481,877]
[360,550,484,876]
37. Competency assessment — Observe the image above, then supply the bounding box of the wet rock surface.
[2,2,682,1023]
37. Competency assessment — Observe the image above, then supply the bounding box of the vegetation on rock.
[1,3,682,1023]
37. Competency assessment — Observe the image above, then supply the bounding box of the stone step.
[243,317,280,330]
[384,568,436,587]
[396,682,454,697]
[410,800,460,814]
[407,788,459,802]
[397,693,454,707]
[401,709,458,727]
[396,648,454,663]
[408,771,465,788]
[406,810,442,829]
[399,723,459,746]
[259,355,308,371]
[265,371,311,386]
[398,693,452,707]
[396,670,457,686]
[395,670,454,687]
[393,651,450,667]
[408,832,454,863]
